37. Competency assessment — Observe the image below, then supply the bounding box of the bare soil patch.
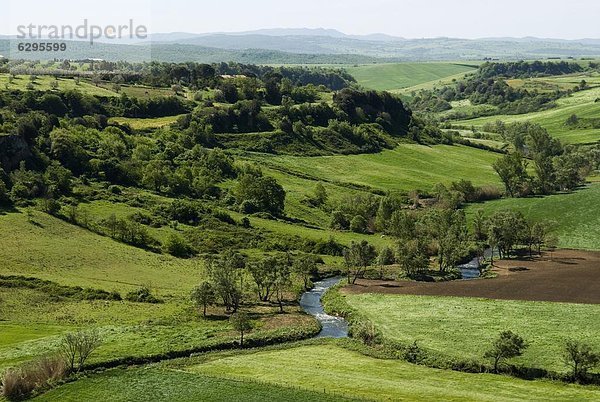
[343,249,600,304]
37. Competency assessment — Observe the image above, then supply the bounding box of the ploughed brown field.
[344,249,600,304]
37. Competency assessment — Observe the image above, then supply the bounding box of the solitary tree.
[563,340,600,381]
[230,312,252,347]
[484,331,528,373]
[59,330,102,373]
[190,281,216,317]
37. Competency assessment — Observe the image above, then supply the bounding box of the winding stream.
[299,276,349,338]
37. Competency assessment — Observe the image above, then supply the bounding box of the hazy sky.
[3,0,600,39]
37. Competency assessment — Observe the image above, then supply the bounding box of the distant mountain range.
[3,28,600,63]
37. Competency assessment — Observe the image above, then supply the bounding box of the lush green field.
[453,82,600,144]
[34,367,348,402]
[0,74,117,97]
[346,294,600,373]
[0,209,200,294]
[109,115,185,130]
[347,62,477,92]
[187,344,600,401]
[249,144,502,194]
[467,184,600,250]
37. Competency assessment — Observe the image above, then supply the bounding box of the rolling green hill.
[247,143,503,194]
[453,80,600,144]
[347,62,477,92]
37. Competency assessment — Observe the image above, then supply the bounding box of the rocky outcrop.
[0,134,32,171]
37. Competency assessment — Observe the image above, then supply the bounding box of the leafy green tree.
[190,282,216,317]
[235,173,285,216]
[293,254,318,290]
[396,239,429,277]
[230,312,253,347]
[563,340,600,381]
[248,256,279,302]
[350,215,368,234]
[330,211,349,230]
[493,152,530,197]
[344,241,377,284]
[484,331,528,373]
[207,251,246,313]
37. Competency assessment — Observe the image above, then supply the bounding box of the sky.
[2,0,600,39]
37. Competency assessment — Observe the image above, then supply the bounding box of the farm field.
[344,249,600,304]
[34,366,348,402]
[185,344,600,401]
[248,143,503,194]
[345,294,600,373]
[453,82,600,144]
[346,62,477,92]
[466,183,600,251]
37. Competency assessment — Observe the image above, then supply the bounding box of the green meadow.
[347,62,477,92]
[248,143,502,194]
[346,294,600,373]
[467,184,600,251]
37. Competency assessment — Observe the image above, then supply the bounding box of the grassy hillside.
[187,344,600,401]
[453,80,600,144]
[347,62,477,92]
[248,143,503,194]
[347,294,600,373]
[0,210,200,294]
[34,366,348,402]
[467,184,600,251]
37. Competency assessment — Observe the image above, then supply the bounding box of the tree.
[376,246,395,279]
[207,251,246,312]
[190,282,216,317]
[313,182,328,206]
[493,152,530,197]
[293,254,318,290]
[248,256,279,302]
[59,330,102,373]
[396,239,429,277]
[350,215,368,234]
[273,262,291,313]
[230,312,252,347]
[563,340,599,381]
[330,211,349,230]
[484,331,528,373]
[235,173,285,216]
[344,241,377,284]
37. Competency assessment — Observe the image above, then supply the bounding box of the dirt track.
[343,250,600,304]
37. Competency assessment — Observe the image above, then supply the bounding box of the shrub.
[353,320,382,346]
[125,286,162,303]
[1,356,66,401]
[403,341,426,364]
[165,234,196,258]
